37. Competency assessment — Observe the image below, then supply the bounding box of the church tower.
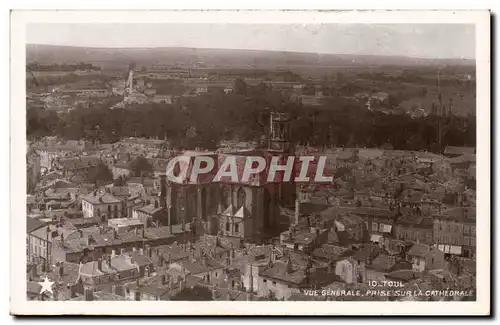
[268,112,296,207]
[268,112,293,153]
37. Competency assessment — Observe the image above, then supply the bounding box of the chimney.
[111,249,116,258]
[84,287,94,301]
[295,198,300,225]
[159,175,167,208]
[70,284,78,298]
[58,263,64,279]
[328,259,334,274]
[142,228,145,238]
[147,247,152,258]
[97,258,103,271]
[286,257,293,274]
[30,264,37,279]
[113,229,118,239]
[179,277,185,291]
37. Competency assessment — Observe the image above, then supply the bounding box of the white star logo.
[39,276,55,295]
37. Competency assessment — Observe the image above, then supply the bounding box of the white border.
[10,10,491,316]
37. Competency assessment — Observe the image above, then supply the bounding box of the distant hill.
[26,43,475,71]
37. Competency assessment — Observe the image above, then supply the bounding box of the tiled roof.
[370,254,396,272]
[176,256,224,275]
[260,261,307,285]
[407,243,430,258]
[444,146,475,156]
[27,217,46,233]
[135,204,166,215]
[312,244,350,261]
[82,192,122,204]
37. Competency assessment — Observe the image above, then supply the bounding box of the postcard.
[10,9,490,316]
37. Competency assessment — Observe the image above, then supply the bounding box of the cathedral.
[159,112,297,242]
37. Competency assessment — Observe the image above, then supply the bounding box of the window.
[108,205,111,213]
[222,186,231,209]
[272,281,276,286]
[237,188,246,208]
[226,222,230,232]
[263,279,267,283]
[235,223,239,233]
[379,223,384,232]
[464,236,470,246]
[471,237,476,247]
[464,225,470,235]
[471,226,476,235]
[372,222,378,232]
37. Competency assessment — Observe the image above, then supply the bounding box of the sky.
[27,23,475,59]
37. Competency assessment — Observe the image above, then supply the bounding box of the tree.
[233,78,247,95]
[129,156,153,177]
[170,285,213,301]
[113,175,127,186]
[86,162,113,185]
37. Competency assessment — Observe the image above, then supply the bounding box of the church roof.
[221,205,235,217]
[234,206,251,219]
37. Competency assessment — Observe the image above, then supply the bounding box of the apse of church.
[164,111,296,241]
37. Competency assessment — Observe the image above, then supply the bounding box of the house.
[443,146,476,158]
[406,243,446,273]
[171,253,225,286]
[371,92,389,103]
[352,207,395,244]
[81,191,125,221]
[108,218,145,233]
[132,201,169,227]
[335,257,360,284]
[111,163,131,179]
[433,207,475,258]
[31,224,149,266]
[78,254,143,290]
[279,226,328,253]
[333,212,366,243]
[364,253,412,281]
[258,256,332,300]
[393,214,434,245]
[124,271,196,301]
[312,244,351,263]
[152,95,173,104]
[56,156,101,179]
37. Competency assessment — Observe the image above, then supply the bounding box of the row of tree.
[27,83,476,153]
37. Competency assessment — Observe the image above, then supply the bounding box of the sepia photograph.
[10,10,490,316]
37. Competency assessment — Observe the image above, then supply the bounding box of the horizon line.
[26,43,476,62]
